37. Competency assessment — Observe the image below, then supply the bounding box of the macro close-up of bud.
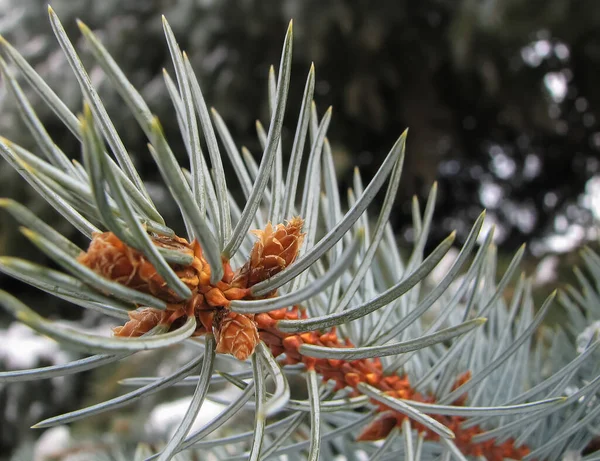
[0,3,599,461]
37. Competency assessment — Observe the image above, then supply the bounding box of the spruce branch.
[0,8,598,461]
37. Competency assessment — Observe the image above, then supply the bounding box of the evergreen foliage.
[0,8,598,461]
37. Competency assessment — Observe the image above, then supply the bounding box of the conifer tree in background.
[0,7,599,461]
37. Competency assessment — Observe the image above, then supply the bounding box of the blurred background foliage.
[0,0,599,458]
[1,0,599,254]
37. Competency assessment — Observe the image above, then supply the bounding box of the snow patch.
[145,396,226,439]
[33,426,71,461]
[0,322,69,369]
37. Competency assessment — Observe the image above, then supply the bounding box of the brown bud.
[78,232,201,303]
[232,217,305,288]
[113,308,167,337]
[214,311,259,361]
[78,232,139,285]
[345,372,362,387]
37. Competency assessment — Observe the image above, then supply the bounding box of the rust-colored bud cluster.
[78,231,252,342]
[255,307,529,460]
[78,217,305,361]
[78,218,529,459]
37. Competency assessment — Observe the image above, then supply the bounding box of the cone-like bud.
[233,217,304,289]
[113,308,167,337]
[78,232,200,303]
[214,311,259,361]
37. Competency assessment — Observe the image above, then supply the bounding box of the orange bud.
[345,372,361,387]
[282,335,303,352]
[300,332,316,344]
[268,308,289,320]
[222,287,251,301]
[214,311,259,361]
[204,288,231,307]
[232,217,305,288]
[255,312,277,329]
[113,308,167,337]
[327,359,343,368]
[78,232,202,303]
[366,373,380,386]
